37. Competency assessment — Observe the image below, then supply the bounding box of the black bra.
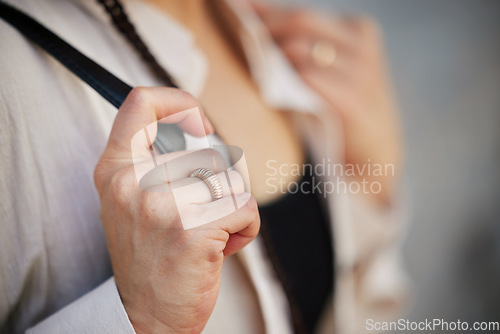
[259,163,334,334]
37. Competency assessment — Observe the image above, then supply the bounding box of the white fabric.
[26,278,135,334]
[0,0,409,333]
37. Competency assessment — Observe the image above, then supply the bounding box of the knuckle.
[109,166,137,206]
[204,233,227,262]
[126,86,151,108]
[243,195,259,218]
[137,190,179,227]
[137,191,155,218]
[245,197,261,236]
[93,162,107,194]
[177,88,195,101]
[207,247,224,263]
[174,89,199,109]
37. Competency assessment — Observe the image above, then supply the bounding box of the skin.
[94,87,260,333]
[94,1,404,333]
[251,2,404,205]
[145,0,403,205]
[146,0,306,204]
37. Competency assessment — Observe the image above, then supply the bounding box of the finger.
[300,68,358,115]
[221,195,260,256]
[104,87,214,161]
[279,37,311,68]
[201,193,260,256]
[136,148,229,188]
[278,37,350,73]
[261,10,355,50]
[174,171,247,232]
[179,191,255,231]
[145,170,246,206]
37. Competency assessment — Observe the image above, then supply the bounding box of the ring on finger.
[189,168,224,201]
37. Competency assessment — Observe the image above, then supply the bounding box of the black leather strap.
[0,1,186,153]
[0,1,132,108]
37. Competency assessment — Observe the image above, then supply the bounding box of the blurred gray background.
[280,0,500,324]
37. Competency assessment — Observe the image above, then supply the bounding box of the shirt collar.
[224,0,322,113]
[83,0,323,113]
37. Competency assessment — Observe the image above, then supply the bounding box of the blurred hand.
[94,87,260,333]
[253,2,404,204]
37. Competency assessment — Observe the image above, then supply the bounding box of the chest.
[196,20,305,204]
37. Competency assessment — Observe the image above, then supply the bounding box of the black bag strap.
[0,1,186,153]
[0,1,134,109]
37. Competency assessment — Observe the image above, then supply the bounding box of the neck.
[144,0,208,32]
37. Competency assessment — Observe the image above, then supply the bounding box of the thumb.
[103,87,214,163]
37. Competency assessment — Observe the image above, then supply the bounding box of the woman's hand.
[253,3,404,204]
[93,87,260,333]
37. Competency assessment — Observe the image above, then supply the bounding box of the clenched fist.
[94,87,260,333]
